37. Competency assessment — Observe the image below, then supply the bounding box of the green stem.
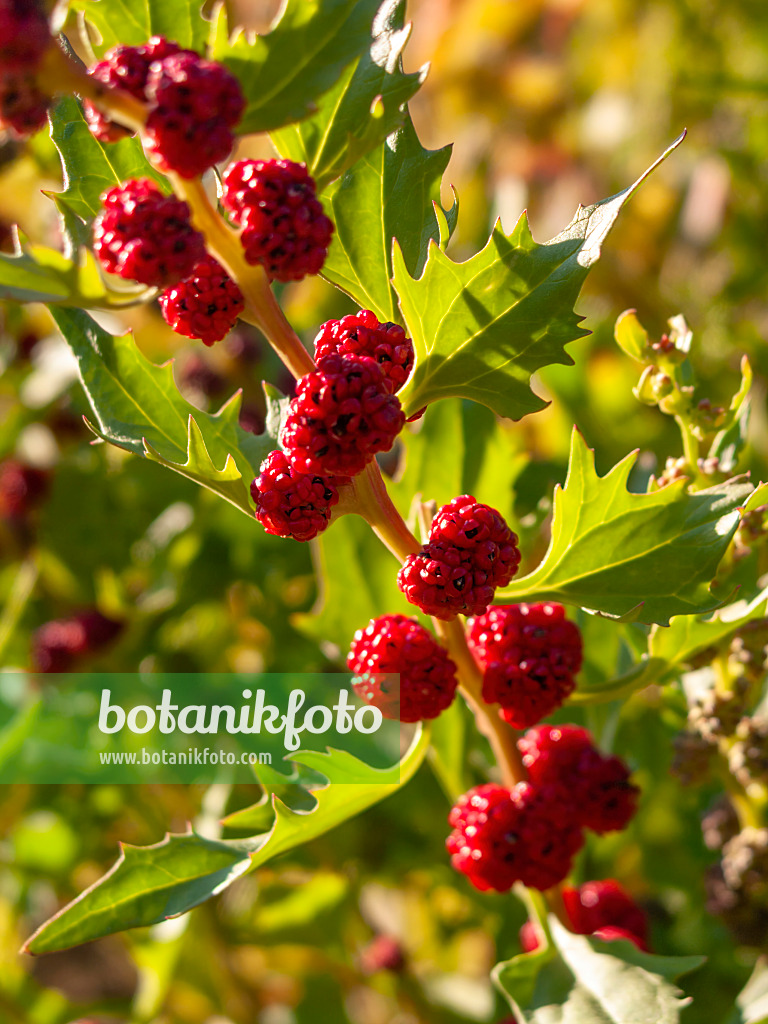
[0,558,39,664]
[352,462,421,562]
[40,43,148,132]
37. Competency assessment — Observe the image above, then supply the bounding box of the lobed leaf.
[497,429,751,626]
[25,731,429,953]
[394,134,686,420]
[51,307,273,515]
[320,113,457,323]
[213,0,387,136]
[493,916,704,1023]
[271,0,426,188]
[71,0,212,56]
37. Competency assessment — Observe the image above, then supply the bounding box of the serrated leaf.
[320,113,457,323]
[213,0,386,136]
[49,96,163,226]
[494,917,704,1023]
[71,0,211,56]
[51,307,272,515]
[0,234,147,308]
[649,584,768,669]
[271,0,425,188]
[25,731,429,953]
[497,429,751,626]
[395,133,686,420]
[24,831,255,954]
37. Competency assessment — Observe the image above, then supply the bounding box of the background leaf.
[270,0,425,189]
[213,0,387,136]
[71,0,211,56]
[320,113,457,323]
[394,134,686,420]
[52,307,271,515]
[497,429,751,625]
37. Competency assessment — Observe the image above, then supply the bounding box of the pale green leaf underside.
[71,0,211,56]
[51,307,269,515]
[25,730,429,953]
[497,429,750,626]
[270,0,425,189]
[395,133,686,420]
[494,917,704,1024]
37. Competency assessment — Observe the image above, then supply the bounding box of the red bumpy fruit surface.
[467,603,582,728]
[446,782,584,892]
[517,724,639,834]
[313,310,414,393]
[250,450,339,542]
[397,497,520,620]
[144,51,245,178]
[83,37,188,142]
[347,614,459,723]
[519,879,648,952]
[222,159,334,281]
[32,611,123,673]
[160,254,244,345]
[280,354,405,477]
[93,179,206,287]
[0,0,52,138]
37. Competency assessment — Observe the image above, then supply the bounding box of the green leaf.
[271,0,426,188]
[614,308,651,363]
[728,960,768,1024]
[394,133,686,420]
[24,730,429,953]
[0,233,147,308]
[427,697,469,800]
[23,831,255,954]
[493,917,704,1023]
[49,96,163,226]
[51,307,272,516]
[497,429,751,626]
[71,0,211,56]
[319,113,457,323]
[649,584,768,669]
[213,0,387,136]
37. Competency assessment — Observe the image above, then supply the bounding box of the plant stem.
[352,462,421,561]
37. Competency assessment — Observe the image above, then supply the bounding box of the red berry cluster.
[159,254,244,344]
[314,310,414,393]
[251,450,340,542]
[520,879,649,952]
[348,614,459,722]
[518,724,639,834]
[32,610,123,673]
[0,0,52,137]
[280,353,405,478]
[447,727,637,893]
[468,602,582,728]
[85,39,244,178]
[222,159,334,282]
[93,178,206,287]
[398,496,520,619]
[0,459,49,522]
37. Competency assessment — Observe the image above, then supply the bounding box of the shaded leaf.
[320,113,457,323]
[728,959,768,1024]
[271,0,425,188]
[497,429,750,626]
[71,0,211,56]
[395,134,686,420]
[51,307,273,515]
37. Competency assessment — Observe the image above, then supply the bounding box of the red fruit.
[32,611,123,673]
[398,540,497,620]
[313,310,414,393]
[144,51,245,178]
[446,781,583,892]
[251,450,339,542]
[160,254,244,345]
[359,935,406,974]
[0,0,51,72]
[83,38,188,142]
[93,178,206,287]
[222,158,334,281]
[517,725,639,834]
[347,614,458,723]
[519,920,542,953]
[0,460,48,521]
[0,69,49,137]
[563,880,649,950]
[280,354,404,477]
[467,603,582,728]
